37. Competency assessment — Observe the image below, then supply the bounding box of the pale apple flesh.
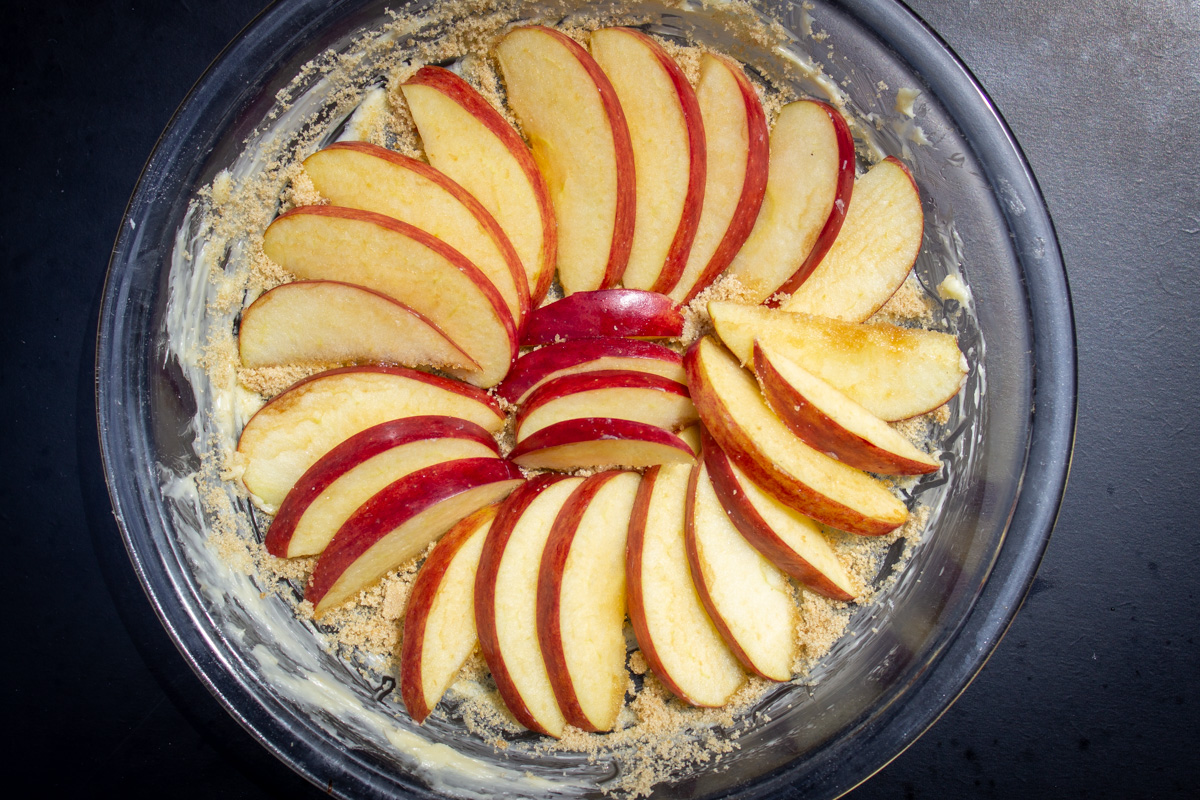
[669,52,769,305]
[400,504,497,724]
[754,340,940,475]
[538,470,641,731]
[265,416,501,558]
[783,157,924,321]
[497,26,635,295]
[238,280,476,371]
[685,460,798,681]
[514,370,696,443]
[303,142,530,328]
[475,475,584,737]
[236,366,505,510]
[401,66,557,305]
[497,337,685,406]
[708,301,967,421]
[725,100,855,304]
[306,457,524,616]
[262,205,517,387]
[522,289,685,346]
[626,464,745,706]
[684,336,908,536]
[590,27,705,296]
[508,418,696,471]
[701,428,857,601]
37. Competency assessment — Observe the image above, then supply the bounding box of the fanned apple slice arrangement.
[232,24,971,736]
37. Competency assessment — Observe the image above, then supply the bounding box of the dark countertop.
[4,0,1197,796]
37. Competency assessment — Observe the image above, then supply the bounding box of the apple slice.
[589,27,705,295]
[700,428,856,600]
[627,464,744,706]
[496,26,635,295]
[685,460,798,680]
[262,205,516,387]
[677,423,702,457]
[708,301,967,420]
[753,340,940,474]
[306,457,524,616]
[238,280,475,370]
[496,338,685,406]
[782,157,924,321]
[508,418,696,471]
[514,370,696,443]
[475,474,584,737]
[265,416,500,558]
[522,289,684,346]
[236,365,505,510]
[725,100,855,304]
[668,53,769,305]
[400,504,497,724]
[538,470,641,731]
[303,142,530,328]
[401,66,557,305]
[684,336,907,536]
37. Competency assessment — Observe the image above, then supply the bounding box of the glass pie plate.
[94,0,1075,797]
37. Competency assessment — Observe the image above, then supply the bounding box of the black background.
[4,0,1198,796]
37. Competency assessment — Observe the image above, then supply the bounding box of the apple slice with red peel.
[685,460,798,680]
[303,142,530,328]
[496,338,685,406]
[700,428,856,600]
[522,289,684,346]
[237,366,505,510]
[782,157,924,321]
[265,416,500,558]
[306,457,523,616]
[514,370,696,443]
[497,26,634,295]
[401,66,557,305]
[400,504,497,724]
[724,99,855,304]
[262,205,516,387]
[677,423,702,457]
[508,418,696,471]
[538,470,641,731]
[708,301,967,420]
[669,53,769,305]
[684,336,907,536]
[627,464,745,706]
[475,475,584,737]
[238,280,476,370]
[753,340,940,475]
[589,27,705,296]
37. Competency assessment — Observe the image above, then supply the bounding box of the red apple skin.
[765,101,856,305]
[752,341,939,475]
[474,474,574,735]
[514,26,636,292]
[683,338,900,536]
[699,427,854,601]
[265,416,499,557]
[681,53,769,305]
[402,66,558,306]
[267,205,518,378]
[496,337,683,405]
[315,140,532,327]
[305,457,523,608]
[608,27,707,296]
[536,470,625,731]
[399,503,499,724]
[521,289,684,346]
[514,369,691,435]
[507,417,696,467]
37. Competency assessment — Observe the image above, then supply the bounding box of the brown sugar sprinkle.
[185,1,962,795]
